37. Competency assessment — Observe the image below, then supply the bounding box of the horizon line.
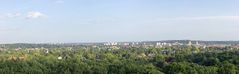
[1,39,239,44]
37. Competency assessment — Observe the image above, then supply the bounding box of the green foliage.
[0,45,238,74]
[218,61,238,74]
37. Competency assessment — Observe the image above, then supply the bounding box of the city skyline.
[1,0,239,43]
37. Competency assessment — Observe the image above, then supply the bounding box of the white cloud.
[1,11,47,20]
[26,11,47,19]
[0,13,21,20]
[6,13,21,18]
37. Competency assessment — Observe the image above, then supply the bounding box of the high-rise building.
[188,41,192,45]
[196,41,199,45]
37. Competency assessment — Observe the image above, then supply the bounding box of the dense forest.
[0,44,238,74]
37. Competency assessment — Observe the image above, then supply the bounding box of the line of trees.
[0,46,238,74]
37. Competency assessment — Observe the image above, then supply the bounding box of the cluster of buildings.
[102,41,239,49]
[103,42,140,46]
[103,41,200,47]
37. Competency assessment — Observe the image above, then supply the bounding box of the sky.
[0,0,239,43]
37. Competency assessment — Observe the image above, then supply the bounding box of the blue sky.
[0,0,239,43]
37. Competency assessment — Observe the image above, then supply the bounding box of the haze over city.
[1,0,239,43]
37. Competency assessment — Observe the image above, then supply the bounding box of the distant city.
[1,40,239,50]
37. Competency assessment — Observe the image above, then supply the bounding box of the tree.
[218,61,238,74]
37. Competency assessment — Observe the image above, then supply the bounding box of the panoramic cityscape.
[1,0,239,74]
